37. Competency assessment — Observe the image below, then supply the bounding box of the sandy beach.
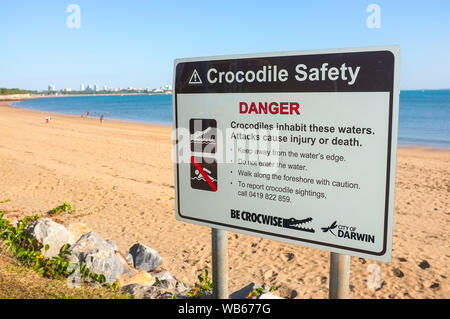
[0,101,448,299]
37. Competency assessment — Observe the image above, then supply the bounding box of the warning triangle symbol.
[188,69,202,84]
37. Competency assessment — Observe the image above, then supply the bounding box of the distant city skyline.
[45,83,172,93]
[1,1,449,90]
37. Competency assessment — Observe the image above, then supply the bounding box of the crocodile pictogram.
[282,217,314,233]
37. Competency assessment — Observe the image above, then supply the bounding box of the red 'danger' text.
[239,101,300,115]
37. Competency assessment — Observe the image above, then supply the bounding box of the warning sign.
[190,118,217,153]
[173,46,400,261]
[190,156,217,192]
[188,69,202,85]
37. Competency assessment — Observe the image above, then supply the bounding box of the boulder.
[129,243,162,271]
[70,231,117,255]
[67,223,90,242]
[69,231,124,284]
[106,239,119,252]
[152,269,174,281]
[27,218,75,258]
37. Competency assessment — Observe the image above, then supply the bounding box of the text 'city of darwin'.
[207,63,361,85]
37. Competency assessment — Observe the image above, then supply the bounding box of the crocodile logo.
[282,217,314,233]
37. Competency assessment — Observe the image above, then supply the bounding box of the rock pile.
[26,218,283,299]
[26,218,190,298]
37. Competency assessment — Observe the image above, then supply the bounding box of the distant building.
[63,88,72,92]
[48,84,56,92]
[103,85,108,91]
[80,84,85,91]
[94,84,99,92]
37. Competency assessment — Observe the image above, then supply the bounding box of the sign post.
[212,228,228,299]
[173,46,400,298]
[329,252,350,299]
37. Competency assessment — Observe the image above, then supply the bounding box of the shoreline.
[4,100,172,129]
[5,101,449,151]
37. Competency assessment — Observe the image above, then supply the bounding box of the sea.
[11,90,450,149]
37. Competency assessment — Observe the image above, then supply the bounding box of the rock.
[120,284,173,299]
[117,270,155,287]
[121,276,190,299]
[393,268,404,278]
[129,243,162,271]
[69,231,124,284]
[27,218,75,258]
[124,253,134,267]
[398,257,407,262]
[67,223,90,242]
[116,251,134,270]
[258,292,284,299]
[106,239,119,252]
[152,269,174,281]
[419,260,430,270]
[70,231,118,255]
[156,277,190,292]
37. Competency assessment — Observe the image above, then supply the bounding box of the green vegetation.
[0,198,11,204]
[0,211,123,296]
[0,88,32,95]
[187,269,213,298]
[0,249,131,299]
[47,202,73,215]
[247,285,277,299]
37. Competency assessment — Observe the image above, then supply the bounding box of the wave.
[191,175,217,183]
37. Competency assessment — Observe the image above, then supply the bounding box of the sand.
[0,101,448,299]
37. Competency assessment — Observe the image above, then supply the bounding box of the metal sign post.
[212,228,228,299]
[329,252,350,299]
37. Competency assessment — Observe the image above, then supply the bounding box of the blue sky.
[1,0,449,90]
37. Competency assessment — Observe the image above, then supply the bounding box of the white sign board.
[173,46,400,261]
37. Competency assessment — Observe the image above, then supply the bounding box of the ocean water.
[398,90,449,148]
[11,91,450,148]
[12,94,173,125]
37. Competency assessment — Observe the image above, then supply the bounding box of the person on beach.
[100,114,104,124]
